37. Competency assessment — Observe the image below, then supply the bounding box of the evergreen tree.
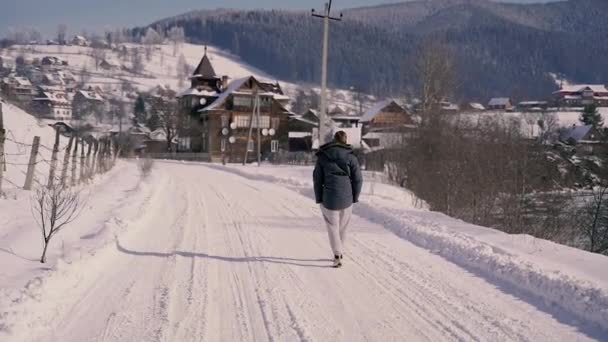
[580,104,603,129]
[134,95,147,124]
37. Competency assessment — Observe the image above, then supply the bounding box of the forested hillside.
[137,0,608,102]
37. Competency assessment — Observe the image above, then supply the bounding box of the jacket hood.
[317,141,353,160]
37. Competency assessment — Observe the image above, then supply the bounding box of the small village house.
[1,75,35,103]
[32,86,72,120]
[72,88,106,120]
[359,99,415,150]
[553,84,608,107]
[487,97,513,111]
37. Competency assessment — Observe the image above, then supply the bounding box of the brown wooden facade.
[177,50,291,163]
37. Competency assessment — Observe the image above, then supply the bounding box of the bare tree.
[131,48,144,74]
[580,186,608,255]
[57,24,67,44]
[168,26,185,56]
[91,48,106,71]
[78,65,91,86]
[151,96,182,152]
[31,184,83,263]
[415,37,456,125]
[176,54,191,87]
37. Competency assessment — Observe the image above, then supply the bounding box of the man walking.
[313,131,363,268]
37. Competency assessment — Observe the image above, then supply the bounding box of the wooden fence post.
[47,127,60,188]
[80,138,86,184]
[85,139,93,180]
[60,135,74,187]
[97,138,104,174]
[71,136,79,186]
[90,139,98,179]
[23,136,40,190]
[0,103,5,195]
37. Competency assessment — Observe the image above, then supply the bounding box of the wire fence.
[0,121,117,199]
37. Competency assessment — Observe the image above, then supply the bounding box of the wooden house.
[1,75,34,103]
[72,89,106,120]
[487,97,514,111]
[359,100,415,150]
[177,49,291,163]
[32,86,72,120]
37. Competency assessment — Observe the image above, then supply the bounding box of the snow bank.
[214,163,608,330]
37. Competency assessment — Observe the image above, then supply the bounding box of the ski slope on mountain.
[2,161,607,341]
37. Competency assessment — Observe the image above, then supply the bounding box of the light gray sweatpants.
[320,205,353,256]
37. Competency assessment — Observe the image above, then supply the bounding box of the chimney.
[221,75,229,91]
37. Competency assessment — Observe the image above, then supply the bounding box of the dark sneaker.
[333,256,342,268]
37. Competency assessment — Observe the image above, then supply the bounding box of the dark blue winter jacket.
[313,142,363,210]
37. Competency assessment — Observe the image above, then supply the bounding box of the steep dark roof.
[192,48,217,79]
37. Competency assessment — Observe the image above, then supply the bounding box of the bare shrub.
[31,184,83,263]
[579,186,608,255]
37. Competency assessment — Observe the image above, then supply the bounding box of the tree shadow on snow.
[115,239,333,269]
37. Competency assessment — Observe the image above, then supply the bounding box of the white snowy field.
[1,160,608,341]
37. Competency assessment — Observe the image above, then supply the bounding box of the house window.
[221,115,229,128]
[254,116,270,129]
[221,138,227,152]
[235,115,270,128]
[178,137,191,151]
[271,118,280,130]
[247,139,254,152]
[235,115,250,128]
[271,140,279,153]
[234,96,252,108]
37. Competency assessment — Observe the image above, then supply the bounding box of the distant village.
[1,36,608,163]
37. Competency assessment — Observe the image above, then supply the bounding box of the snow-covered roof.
[519,101,547,106]
[35,91,70,105]
[469,102,485,110]
[148,128,167,141]
[290,115,318,127]
[78,90,104,101]
[488,98,511,106]
[442,103,459,111]
[560,125,594,143]
[200,76,250,112]
[288,132,312,138]
[13,77,32,87]
[555,84,608,94]
[273,94,290,101]
[176,87,219,97]
[360,99,393,123]
[331,115,361,121]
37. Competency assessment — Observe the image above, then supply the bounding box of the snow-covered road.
[2,162,606,341]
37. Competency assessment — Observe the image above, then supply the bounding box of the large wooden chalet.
[177,48,291,163]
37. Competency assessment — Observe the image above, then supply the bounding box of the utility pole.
[0,103,5,195]
[312,0,342,147]
[244,90,258,165]
[256,95,262,167]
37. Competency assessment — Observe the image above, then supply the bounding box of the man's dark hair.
[334,131,348,144]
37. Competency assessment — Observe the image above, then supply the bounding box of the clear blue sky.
[0,0,557,37]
